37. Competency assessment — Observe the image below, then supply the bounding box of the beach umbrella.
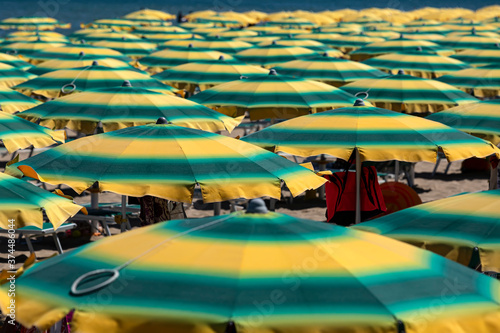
[442,22,499,33]
[4,35,69,43]
[27,55,142,75]
[190,26,229,36]
[195,15,243,28]
[349,36,455,61]
[359,30,400,39]
[0,110,64,152]
[319,23,363,35]
[0,52,32,70]
[7,122,325,203]
[16,81,242,134]
[26,44,131,64]
[353,189,500,272]
[400,32,447,41]
[179,22,214,30]
[235,43,318,68]
[0,86,41,113]
[274,53,387,87]
[82,31,142,43]
[436,30,500,50]
[426,100,500,144]
[141,32,203,44]
[121,16,168,27]
[294,32,343,44]
[321,33,385,53]
[437,64,500,98]
[134,26,187,34]
[189,69,357,120]
[362,50,471,78]
[244,9,268,20]
[0,40,67,57]
[91,39,157,59]
[207,29,258,39]
[152,58,268,93]
[0,17,68,30]
[13,62,176,99]
[168,37,253,54]
[234,35,280,44]
[0,63,37,88]
[5,30,66,39]
[0,173,84,229]
[340,71,478,113]
[263,28,313,37]
[257,38,335,52]
[138,46,235,73]
[83,19,139,31]
[5,203,500,332]
[241,102,500,222]
[266,16,317,28]
[451,46,500,67]
[124,8,175,21]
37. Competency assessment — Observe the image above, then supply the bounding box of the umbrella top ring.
[354,91,369,99]
[61,83,76,94]
[71,268,120,295]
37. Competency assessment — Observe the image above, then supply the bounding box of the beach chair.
[0,222,76,258]
[68,208,135,236]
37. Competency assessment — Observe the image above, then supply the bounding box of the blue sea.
[0,0,498,33]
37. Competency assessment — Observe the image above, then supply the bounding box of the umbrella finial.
[80,39,86,44]
[218,55,225,61]
[397,69,404,75]
[122,80,132,87]
[246,198,268,214]
[92,60,99,66]
[271,40,277,45]
[471,27,476,35]
[322,52,329,57]
[354,99,366,106]
[188,43,193,48]
[416,46,423,52]
[156,117,169,124]
[399,33,404,39]
[225,321,237,333]
[79,51,85,57]
[397,320,406,333]
[269,68,278,75]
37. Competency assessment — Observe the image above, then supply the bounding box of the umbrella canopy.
[0,52,32,70]
[241,104,499,163]
[17,81,242,134]
[257,38,334,52]
[340,71,478,113]
[4,35,69,43]
[2,206,500,332]
[0,63,37,88]
[26,44,131,64]
[274,53,387,87]
[426,100,500,144]
[138,46,235,73]
[123,8,175,21]
[437,64,500,98]
[92,39,157,59]
[6,123,326,203]
[349,36,455,61]
[141,32,203,44]
[362,50,471,78]
[451,46,500,67]
[436,31,500,50]
[83,19,138,31]
[28,55,141,75]
[12,62,176,99]
[77,31,142,43]
[321,33,385,53]
[152,58,268,93]
[0,173,83,229]
[0,16,68,30]
[189,69,357,120]
[172,38,254,54]
[234,43,318,68]
[0,40,67,56]
[0,86,41,113]
[0,110,65,152]
[353,189,500,272]
[207,29,258,39]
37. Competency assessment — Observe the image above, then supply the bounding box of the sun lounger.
[0,222,76,257]
[68,208,135,236]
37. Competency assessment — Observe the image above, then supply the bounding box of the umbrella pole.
[90,183,99,233]
[120,195,130,231]
[355,148,361,224]
[394,160,399,183]
[489,165,498,190]
[214,202,221,216]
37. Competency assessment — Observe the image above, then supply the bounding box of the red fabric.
[324,166,386,223]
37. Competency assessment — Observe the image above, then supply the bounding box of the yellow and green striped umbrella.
[134,26,187,34]
[437,64,500,98]
[362,51,471,78]
[451,46,500,67]
[0,173,83,229]
[0,63,37,88]
[274,53,387,87]
[152,58,268,93]
[158,36,207,48]
[141,32,203,44]
[190,26,229,36]
[234,35,280,44]
[235,43,318,68]
[168,37,253,54]
[321,33,385,53]
[81,31,142,43]
[349,36,455,61]
[427,100,500,144]
[0,86,41,113]
[0,52,32,70]
[92,39,157,59]
[436,31,500,51]
[28,55,142,75]
[267,16,317,28]
[207,29,258,39]
[26,44,131,64]
[138,46,235,73]
[83,19,139,31]
[257,38,335,53]
[353,189,500,272]
[4,35,69,43]
[13,62,176,99]
[0,110,64,152]
[241,104,499,163]
[7,123,325,202]
[6,30,66,39]
[189,70,357,120]
[17,81,241,134]
[0,40,67,57]
[124,8,175,21]
[2,206,500,332]
[263,28,311,37]
[0,17,68,30]
[340,71,478,113]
